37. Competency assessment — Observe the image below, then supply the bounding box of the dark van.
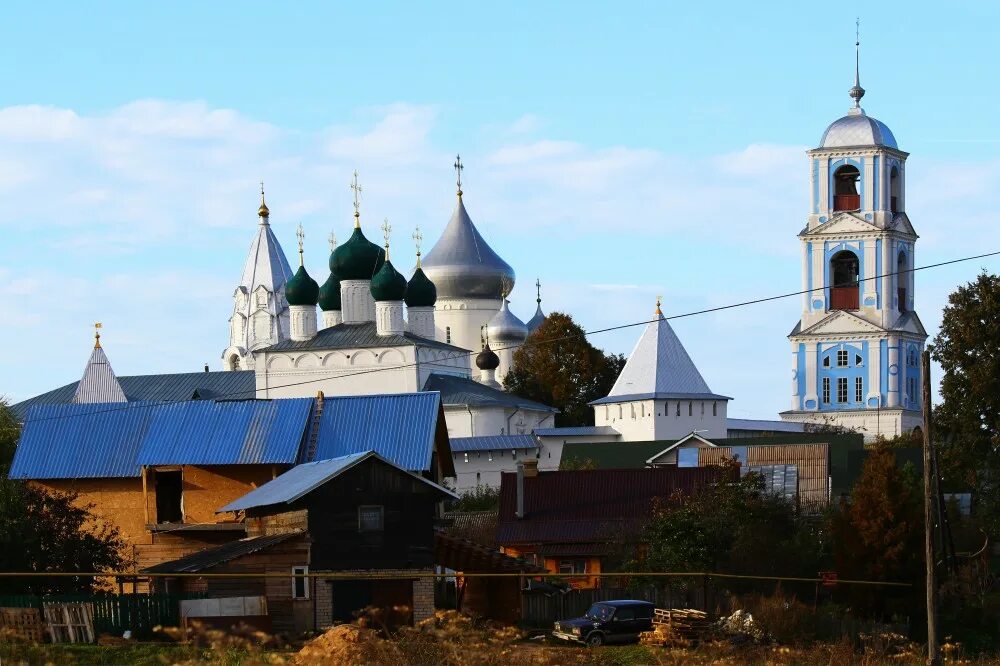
[551,599,655,646]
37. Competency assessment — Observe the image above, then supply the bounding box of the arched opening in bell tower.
[227,354,241,371]
[890,166,901,213]
[897,251,908,313]
[833,165,861,211]
[830,250,859,310]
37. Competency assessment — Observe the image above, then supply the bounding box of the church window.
[833,165,860,211]
[630,404,635,419]
[446,327,452,344]
[822,378,830,403]
[837,350,848,367]
[890,165,901,213]
[618,405,623,419]
[855,377,863,403]
[488,451,493,461]
[700,402,704,416]
[641,403,645,418]
[688,402,693,416]
[463,452,469,463]
[676,403,680,416]
[512,449,518,459]
[856,354,863,367]
[712,402,717,416]
[228,354,241,371]
[823,356,831,368]
[898,251,908,313]
[836,377,848,403]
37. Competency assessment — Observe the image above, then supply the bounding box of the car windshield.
[584,604,614,622]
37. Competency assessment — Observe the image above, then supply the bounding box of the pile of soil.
[295,624,398,664]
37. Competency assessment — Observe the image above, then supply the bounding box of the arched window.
[228,354,241,371]
[897,251,908,313]
[830,250,860,310]
[833,165,861,211]
[890,166,901,213]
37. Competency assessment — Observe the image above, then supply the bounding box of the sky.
[1,2,999,420]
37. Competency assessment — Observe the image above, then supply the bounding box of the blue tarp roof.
[450,434,538,452]
[10,393,447,480]
[218,451,456,513]
[312,392,442,471]
[136,399,314,466]
[9,402,159,479]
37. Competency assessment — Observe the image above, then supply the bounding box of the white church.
[14,52,925,491]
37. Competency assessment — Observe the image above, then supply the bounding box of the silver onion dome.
[486,299,528,342]
[820,110,897,149]
[420,194,515,300]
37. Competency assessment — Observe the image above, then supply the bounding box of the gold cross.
[381,218,391,258]
[454,154,464,194]
[94,322,103,348]
[350,171,362,226]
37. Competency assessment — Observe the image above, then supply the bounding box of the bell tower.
[781,36,927,440]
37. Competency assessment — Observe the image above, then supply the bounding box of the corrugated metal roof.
[72,345,127,404]
[450,434,537,452]
[9,402,160,479]
[142,532,302,574]
[220,451,456,513]
[591,313,730,405]
[496,467,726,545]
[533,426,620,437]
[12,371,256,419]
[262,321,465,354]
[137,398,313,466]
[423,374,557,413]
[311,392,442,471]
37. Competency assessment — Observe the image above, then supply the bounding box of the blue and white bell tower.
[780,42,926,440]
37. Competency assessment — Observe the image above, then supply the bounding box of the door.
[330,580,373,623]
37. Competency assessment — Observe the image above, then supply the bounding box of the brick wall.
[315,568,435,625]
[314,580,333,629]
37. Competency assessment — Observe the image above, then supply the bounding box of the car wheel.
[586,632,604,647]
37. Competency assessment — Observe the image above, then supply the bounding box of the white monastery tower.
[222,186,294,370]
[779,41,926,439]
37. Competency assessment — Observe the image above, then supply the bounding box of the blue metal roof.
[219,451,456,513]
[9,402,159,479]
[311,392,441,471]
[450,434,538,452]
[136,399,313,467]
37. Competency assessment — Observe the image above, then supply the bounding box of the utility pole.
[921,350,940,665]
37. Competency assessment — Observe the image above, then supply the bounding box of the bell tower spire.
[849,18,866,111]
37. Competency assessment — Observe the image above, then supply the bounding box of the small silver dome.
[526,303,546,334]
[486,299,528,342]
[421,195,515,300]
[820,109,897,149]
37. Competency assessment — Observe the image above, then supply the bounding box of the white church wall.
[433,298,500,366]
[255,346,422,398]
[442,406,555,439]
[593,399,727,442]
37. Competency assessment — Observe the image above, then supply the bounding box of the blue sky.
[1,2,999,419]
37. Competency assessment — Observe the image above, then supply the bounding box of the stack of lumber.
[639,608,711,646]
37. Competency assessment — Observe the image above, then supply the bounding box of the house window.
[154,470,183,524]
[855,377,863,403]
[822,377,830,403]
[837,350,848,367]
[837,377,848,403]
[557,559,588,575]
[446,326,451,343]
[291,566,309,600]
[358,505,384,532]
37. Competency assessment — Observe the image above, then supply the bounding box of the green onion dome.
[284,265,320,306]
[405,267,437,307]
[330,227,386,280]
[370,259,407,302]
[318,273,341,311]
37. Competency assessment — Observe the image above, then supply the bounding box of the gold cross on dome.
[454,154,464,194]
[381,218,392,258]
[350,171,362,226]
[296,224,305,265]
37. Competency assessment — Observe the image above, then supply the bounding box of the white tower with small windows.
[780,38,926,439]
[222,186,293,371]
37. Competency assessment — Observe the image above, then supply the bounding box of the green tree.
[0,398,18,474]
[931,272,1000,535]
[503,312,626,426]
[828,447,923,615]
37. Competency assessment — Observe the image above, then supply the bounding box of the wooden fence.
[0,593,190,639]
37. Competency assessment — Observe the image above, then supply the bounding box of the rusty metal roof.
[141,532,303,574]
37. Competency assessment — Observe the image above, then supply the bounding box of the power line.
[11,248,1000,425]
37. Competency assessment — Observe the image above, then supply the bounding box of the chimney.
[515,462,525,519]
[204,363,209,373]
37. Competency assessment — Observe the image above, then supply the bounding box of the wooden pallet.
[0,607,45,643]
[641,608,711,646]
